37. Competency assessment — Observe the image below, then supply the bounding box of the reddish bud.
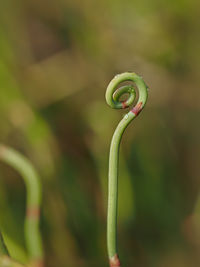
[131,101,143,116]
[109,254,121,267]
[121,101,127,109]
[27,207,40,219]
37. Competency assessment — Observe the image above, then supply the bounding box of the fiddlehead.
[0,145,43,267]
[106,72,148,267]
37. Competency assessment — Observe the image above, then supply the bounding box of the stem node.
[109,254,121,267]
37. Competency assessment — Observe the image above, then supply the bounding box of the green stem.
[0,145,43,266]
[105,72,148,266]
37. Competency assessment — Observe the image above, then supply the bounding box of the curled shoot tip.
[106,72,148,266]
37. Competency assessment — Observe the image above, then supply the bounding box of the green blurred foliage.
[0,0,200,266]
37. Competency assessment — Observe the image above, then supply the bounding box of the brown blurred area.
[0,0,200,266]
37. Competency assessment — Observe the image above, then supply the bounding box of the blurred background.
[0,0,200,266]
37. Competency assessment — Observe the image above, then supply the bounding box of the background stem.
[0,145,43,266]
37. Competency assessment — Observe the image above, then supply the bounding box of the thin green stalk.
[105,72,148,266]
[0,145,43,267]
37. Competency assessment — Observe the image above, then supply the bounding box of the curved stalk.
[106,72,148,266]
[0,145,43,267]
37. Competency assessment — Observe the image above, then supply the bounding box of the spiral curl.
[106,72,148,267]
[105,72,148,113]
